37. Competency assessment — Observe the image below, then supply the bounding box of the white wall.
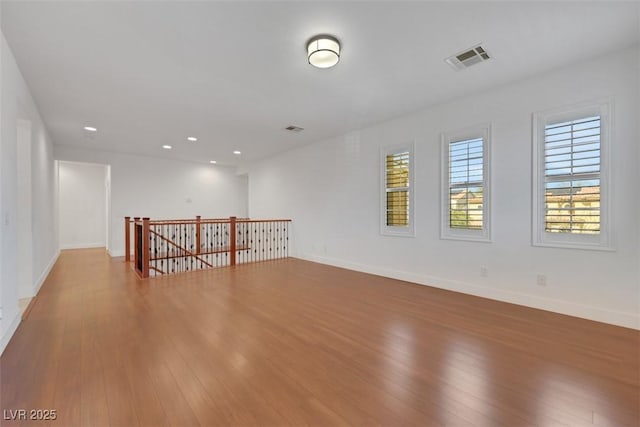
[58,161,108,249]
[1,30,58,353]
[17,117,33,299]
[54,146,248,256]
[248,47,640,329]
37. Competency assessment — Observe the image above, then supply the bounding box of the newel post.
[196,215,201,255]
[142,217,150,278]
[124,216,131,262]
[133,217,141,272]
[230,216,237,266]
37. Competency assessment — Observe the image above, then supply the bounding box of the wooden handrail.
[148,229,213,268]
[149,245,249,261]
[131,217,285,225]
[141,219,251,225]
[237,219,292,223]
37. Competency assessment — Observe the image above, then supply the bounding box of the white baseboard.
[108,249,125,257]
[32,250,60,295]
[299,253,639,330]
[0,250,60,356]
[60,242,105,250]
[0,311,21,356]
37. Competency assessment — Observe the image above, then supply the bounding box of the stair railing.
[125,216,291,278]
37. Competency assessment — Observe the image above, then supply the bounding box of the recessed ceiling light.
[83,126,97,132]
[187,137,198,142]
[162,145,172,150]
[209,160,217,164]
[233,150,242,155]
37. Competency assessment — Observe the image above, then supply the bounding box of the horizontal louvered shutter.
[386,152,410,227]
[449,137,484,230]
[544,116,600,234]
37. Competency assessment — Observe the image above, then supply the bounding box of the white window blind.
[449,137,484,230]
[385,151,410,227]
[532,99,612,251]
[544,116,601,234]
[441,124,491,242]
[381,144,414,237]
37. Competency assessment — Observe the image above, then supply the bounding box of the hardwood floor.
[1,248,638,426]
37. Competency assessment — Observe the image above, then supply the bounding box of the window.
[381,144,414,236]
[532,100,612,250]
[441,125,491,241]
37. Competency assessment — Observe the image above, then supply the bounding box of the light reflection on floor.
[535,367,610,426]
[382,321,416,402]
[440,335,495,426]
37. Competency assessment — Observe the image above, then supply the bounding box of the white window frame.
[440,124,491,242]
[532,99,613,251]
[380,143,415,237]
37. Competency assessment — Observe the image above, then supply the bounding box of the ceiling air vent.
[285,125,304,133]
[445,45,491,71]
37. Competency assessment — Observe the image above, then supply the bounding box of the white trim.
[60,242,106,250]
[57,159,109,168]
[108,249,125,258]
[0,312,22,356]
[380,142,416,237]
[532,98,613,251]
[297,253,639,330]
[32,250,60,295]
[440,123,492,242]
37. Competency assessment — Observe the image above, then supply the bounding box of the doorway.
[58,161,111,250]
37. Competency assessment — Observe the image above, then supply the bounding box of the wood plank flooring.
[1,248,638,426]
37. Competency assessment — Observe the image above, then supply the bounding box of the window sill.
[381,228,416,238]
[532,241,615,252]
[440,233,492,243]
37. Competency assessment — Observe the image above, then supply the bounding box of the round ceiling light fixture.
[307,35,340,69]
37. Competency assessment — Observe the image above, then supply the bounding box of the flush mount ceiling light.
[187,136,198,142]
[83,126,97,132]
[209,160,217,164]
[162,145,172,150]
[307,35,340,69]
[233,150,242,155]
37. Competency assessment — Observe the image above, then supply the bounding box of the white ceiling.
[2,1,639,167]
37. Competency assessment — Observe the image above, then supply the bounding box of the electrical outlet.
[536,274,547,287]
[480,267,489,277]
